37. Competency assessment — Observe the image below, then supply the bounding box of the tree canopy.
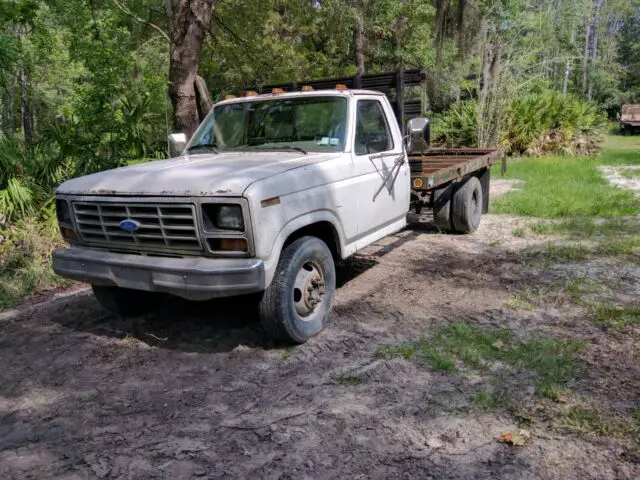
[0,0,638,180]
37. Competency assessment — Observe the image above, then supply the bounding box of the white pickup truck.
[53,75,499,343]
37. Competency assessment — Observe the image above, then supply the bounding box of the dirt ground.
[1,180,639,479]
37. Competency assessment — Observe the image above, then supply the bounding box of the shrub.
[431,90,606,155]
[431,100,478,148]
[502,90,606,156]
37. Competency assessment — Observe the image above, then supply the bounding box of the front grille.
[72,201,203,254]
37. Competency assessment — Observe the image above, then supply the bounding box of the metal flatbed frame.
[409,148,502,192]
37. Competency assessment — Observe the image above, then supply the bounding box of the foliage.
[431,101,478,147]
[502,90,606,155]
[432,90,606,155]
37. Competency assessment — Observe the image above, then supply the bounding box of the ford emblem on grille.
[119,219,141,233]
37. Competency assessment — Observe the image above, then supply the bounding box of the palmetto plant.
[0,135,35,222]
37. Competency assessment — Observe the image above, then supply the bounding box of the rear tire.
[259,236,335,344]
[92,285,164,316]
[451,176,483,233]
[432,183,454,231]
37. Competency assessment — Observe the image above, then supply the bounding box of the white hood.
[57,151,340,197]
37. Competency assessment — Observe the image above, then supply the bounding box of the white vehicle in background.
[53,70,500,343]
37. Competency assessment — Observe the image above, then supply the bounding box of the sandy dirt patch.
[0,181,638,479]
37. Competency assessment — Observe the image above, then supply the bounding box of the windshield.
[188,96,348,153]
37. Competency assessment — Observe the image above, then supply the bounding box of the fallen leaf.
[555,394,569,404]
[499,429,529,447]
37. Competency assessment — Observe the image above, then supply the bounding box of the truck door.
[351,97,410,242]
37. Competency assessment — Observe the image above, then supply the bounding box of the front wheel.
[259,236,336,344]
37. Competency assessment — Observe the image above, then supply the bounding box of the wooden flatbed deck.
[409,148,501,191]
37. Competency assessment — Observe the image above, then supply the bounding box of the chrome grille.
[72,201,202,254]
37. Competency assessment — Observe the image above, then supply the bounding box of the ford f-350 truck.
[53,71,500,343]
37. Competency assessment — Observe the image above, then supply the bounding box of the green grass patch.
[530,217,640,238]
[494,136,640,218]
[338,375,362,386]
[561,407,635,437]
[590,303,640,328]
[619,167,640,179]
[596,237,640,257]
[529,242,590,262]
[474,388,509,409]
[377,323,584,400]
[505,277,590,311]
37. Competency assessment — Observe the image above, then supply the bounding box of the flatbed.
[408,148,501,191]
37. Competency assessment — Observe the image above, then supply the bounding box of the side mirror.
[168,133,187,157]
[406,117,430,155]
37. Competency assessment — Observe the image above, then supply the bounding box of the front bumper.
[52,247,265,300]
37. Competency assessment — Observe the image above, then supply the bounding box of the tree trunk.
[435,0,450,67]
[563,58,571,94]
[19,68,32,151]
[582,14,591,94]
[167,0,216,140]
[354,12,366,75]
[6,85,15,133]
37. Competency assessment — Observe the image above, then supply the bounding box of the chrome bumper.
[52,248,265,300]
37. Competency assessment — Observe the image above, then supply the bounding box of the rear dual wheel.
[432,176,483,234]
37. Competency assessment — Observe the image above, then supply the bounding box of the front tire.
[259,236,336,344]
[92,285,164,316]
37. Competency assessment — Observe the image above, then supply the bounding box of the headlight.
[56,199,72,225]
[202,204,244,231]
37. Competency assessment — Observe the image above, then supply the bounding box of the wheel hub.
[293,261,325,318]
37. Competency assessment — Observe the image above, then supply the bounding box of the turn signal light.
[208,238,248,253]
[301,85,313,91]
[413,178,424,189]
[242,91,258,97]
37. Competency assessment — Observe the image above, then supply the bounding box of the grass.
[474,388,509,409]
[590,302,640,328]
[512,227,526,237]
[493,136,640,219]
[530,217,639,237]
[619,167,640,179]
[561,407,638,438]
[0,218,71,310]
[505,276,590,311]
[376,323,584,400]
[338,375,362,386]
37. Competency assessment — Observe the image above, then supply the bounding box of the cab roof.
[214,88,385,107]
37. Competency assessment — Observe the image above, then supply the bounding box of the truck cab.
[53,88,412,343]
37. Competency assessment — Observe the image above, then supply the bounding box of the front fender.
[262,210,348,287]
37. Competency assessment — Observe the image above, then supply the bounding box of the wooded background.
[0,0,638,215]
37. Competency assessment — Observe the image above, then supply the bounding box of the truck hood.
[56,151,340,197]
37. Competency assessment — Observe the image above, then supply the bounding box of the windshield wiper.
[187,143,219,154]
[251,145,308,155]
